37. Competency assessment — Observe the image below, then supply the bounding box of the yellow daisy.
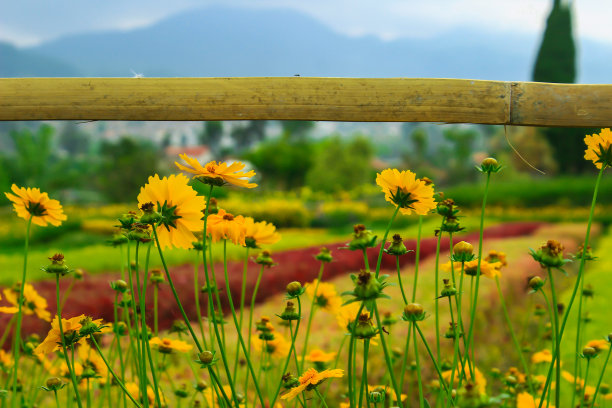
[304,349,336,363]
[305,280,342,312]
[442,260,502,279]
[149,337,193,354]
[35,315,103,355]
[584,339,609,352]
[531,350,553,364]
[244,217,281,248]
[280,368,344,401]
[137,173,206,249]
[175,155,257,188]
[5,184,67,227]
[516,392,554,408]
[0,284,50,321]
[375,169,436,216]
[442,364,487,396]
[206,208,247,245]
[0,349,13,370]
[584,128,612,169]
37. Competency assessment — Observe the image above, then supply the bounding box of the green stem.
[538,166,605,408]
[222,240,267,408]
[396,255,408,305]
[90,335,143,408]
[571,271,586,408]
[582,358,592,407]
[547,268,561,408]
[373,303,403,408]
[129,243,148,408]
[153,284,159,337]
[113,293,128,408]
[270,298,302,408]
[591,343,612,406]
[414,323,453,404]
[54,390,61,408]
[348,302,365,408]
[495,276,535,396]
[233,247,250,380]
[194,249,206,347]
[358,339,371,408]
[55,274,84,408]
[433,219,444,364]
[413,323,425,408]
[412,215,423,302]
[375,205,401,278]
[465,171,491,377]
[300,262,325,371]
[0,315,16,350]
[11,218,31,407]
[245,265,264,396]
[314,388,329,408]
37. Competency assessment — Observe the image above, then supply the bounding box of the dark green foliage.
[244,132,314,189]
[229,120,267,152]
[199,121,224,154]
[97,137,161,202]
[305,135,374,193]
[532,0,592,173]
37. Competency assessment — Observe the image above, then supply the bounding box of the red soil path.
[2,222,542,340]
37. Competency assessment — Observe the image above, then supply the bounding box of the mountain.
[0,41,79,77]
[2,6,610,82]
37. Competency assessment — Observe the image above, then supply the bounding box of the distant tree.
[280,121,314,139]
[59,122,90,154]
[161,132,172,148]
[244,132,314,189]
[230,121,267,151]
[441,127,478,184]
[305,135,374,193]
[532,0,591,173]
[199,121,223,154]
[97,137,160,202]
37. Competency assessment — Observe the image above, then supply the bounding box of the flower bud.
[600,383,610,395]
[440,279,457,298]
[45,377,64,391]
[534,304,546,317]
[139,202,162,225]
[346,224,377,251]
[279,301,300,321]
[530,240,568,268]
[282,373,300,389]
[353,270,382,301]
[256,250,275,267]
[205,198,219,215]
[192,240,205,251]
[111,279,129,293]
[43,254,70,276]
[170,320,188,335]
[452,241,474,263]
[353,313,378,339]
[382,311,398,327]
[315,247,333,263]
[403,303,426,322]
[436,199,458,218]
[607,333,612,343]
[478,157,502,173]
[195,380,208,391]
[582,346,597,359]
[528,276,545,291]
[174,384,189,399]
[385,234,409,256]
[440,217,463,233]
[368,391,385,404]
[198,351,215,365]
[149,269,165,284]
[117,212,138,230]
[114,321,128,336]
[582,284,594,298]
[574,244,596,261]
[286,281,304,297]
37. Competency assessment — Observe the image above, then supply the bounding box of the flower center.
[26,201,47,217]
[223,214,234,221]
[157,201,182,232]
[205,163,217,173]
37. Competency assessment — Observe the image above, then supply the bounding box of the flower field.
[0,130,612,408]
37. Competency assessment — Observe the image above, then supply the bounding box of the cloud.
[1,0,611,46]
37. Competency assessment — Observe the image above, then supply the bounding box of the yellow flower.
[78,343,108,381]
[442,260,502,279]
[584,128,612,169]
[336,303,362,332]
[531,350,553,364]
[206,209,247,245]
[516,392,554,408]
[305,280,342,312]
[280,368,344,401]
[0,349,13,370]
[584,339,609,352]
[442,364,487,395]
[243,217,281,247]
[0,284,51,321]
[304,349,336,363]
[175,155,257,188]
[367,384,407,402]
[149,337,193,354]
[252,334,291,358]
[4,184,67,227]
[35,314,102,355]
[137,174,206,249]
[375,169,436,215]
[485,250,507,268]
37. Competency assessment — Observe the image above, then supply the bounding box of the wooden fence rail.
[1,77,611,127]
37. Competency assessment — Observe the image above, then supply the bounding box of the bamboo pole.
[1,77,611,126]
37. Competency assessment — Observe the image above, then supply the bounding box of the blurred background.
[1,0,612,278]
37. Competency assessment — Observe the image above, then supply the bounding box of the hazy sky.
[1,0,611,46]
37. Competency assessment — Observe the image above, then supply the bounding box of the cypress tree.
[532,0,592,173]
